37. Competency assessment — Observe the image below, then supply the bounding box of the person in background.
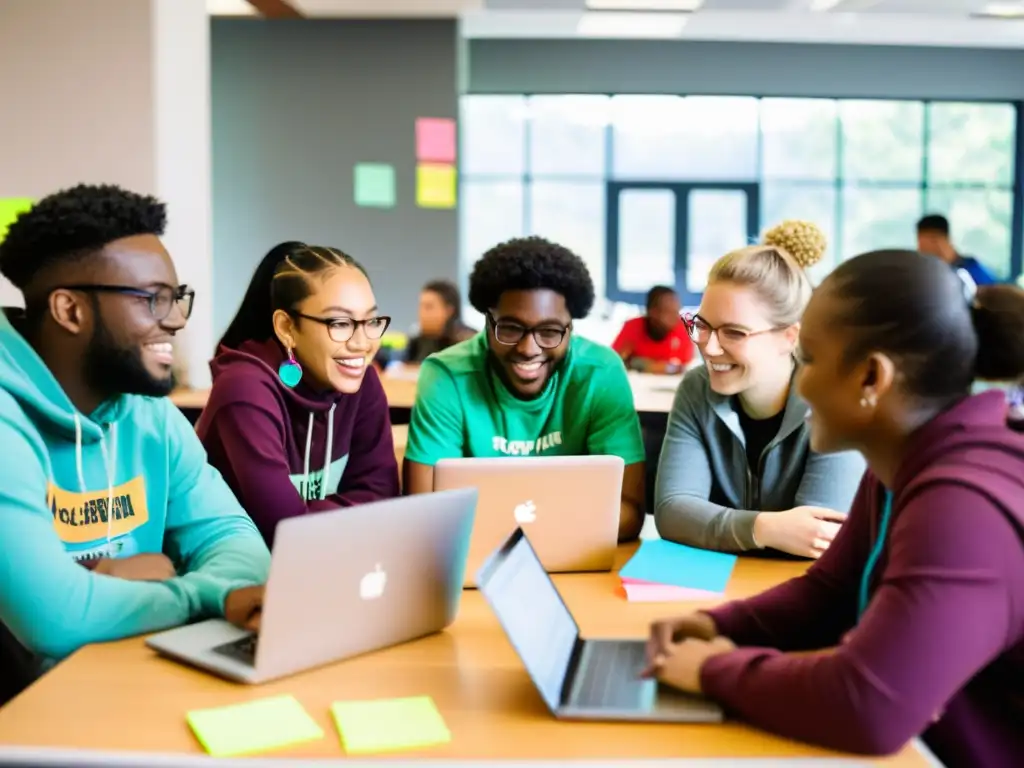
[405,279,476,365]
[612,285,693,374]
[645,250,1024,766]
[655,220,864,557]
[0,184,270,701]
[198,242,400,547]
[917,213,996,286]
[403,236,647,542]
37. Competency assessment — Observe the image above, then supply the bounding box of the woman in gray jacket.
[654,221,865,558]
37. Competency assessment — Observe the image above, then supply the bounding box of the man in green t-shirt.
[403,236,647,541]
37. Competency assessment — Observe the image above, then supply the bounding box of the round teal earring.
[278,347,302,388]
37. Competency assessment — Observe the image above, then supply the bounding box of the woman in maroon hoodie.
[197,242,400,546]
[644,250,1024,766]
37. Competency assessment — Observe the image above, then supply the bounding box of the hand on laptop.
[753,506,846,559]
[93,553,176,581]
[653,636,737,695]
[225,585,264,632]
[642,611,718,678]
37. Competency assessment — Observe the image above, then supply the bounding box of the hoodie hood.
[0,308,129,442]
[209,338,342,413]
[894,390,1024,533]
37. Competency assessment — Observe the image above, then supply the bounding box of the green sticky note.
[186,695,324,757]
[0,198,33,243]
[354,163,396,208]
[331,695,451,754]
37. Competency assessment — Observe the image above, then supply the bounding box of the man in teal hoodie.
[0,184,270,697]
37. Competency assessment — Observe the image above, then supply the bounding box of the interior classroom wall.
[467,39,1024,100]
[211,19,458,338]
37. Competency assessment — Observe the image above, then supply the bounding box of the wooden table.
[0,549,927,765]
[171,371,678,416]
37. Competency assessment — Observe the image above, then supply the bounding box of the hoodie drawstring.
[72,414,118,550]
[301,405,337,502]
[321,403,336,501]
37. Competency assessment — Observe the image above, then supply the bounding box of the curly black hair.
[0,183,167,291]
[468,236,595,319]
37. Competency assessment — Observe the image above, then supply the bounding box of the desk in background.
[0,548,928,766]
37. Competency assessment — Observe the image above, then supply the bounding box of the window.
[460,93,1021,315]
[527,95,609,178]
[841,100,925,183]
[761,98,838,181]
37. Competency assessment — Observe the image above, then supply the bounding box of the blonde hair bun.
[762,219,827,269]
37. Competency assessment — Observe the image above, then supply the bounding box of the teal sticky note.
[619,540,737,593]
[354,163,396,209]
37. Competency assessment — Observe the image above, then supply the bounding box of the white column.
[0,0,214,387]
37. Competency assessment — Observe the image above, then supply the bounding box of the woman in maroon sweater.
[197,242,400,547]
[644,250,1024,766]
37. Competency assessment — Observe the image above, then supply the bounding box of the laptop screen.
[477,530,580,712]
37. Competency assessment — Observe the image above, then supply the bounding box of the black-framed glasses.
[487,314,570,350]
[58,284,194,321]
[291,312,392,343]
[683,313,784,347]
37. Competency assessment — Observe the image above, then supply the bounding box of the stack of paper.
[618,540,737,602]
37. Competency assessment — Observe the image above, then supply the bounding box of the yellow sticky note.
[186,695,324,757]
[416,163,457,209]
[0,198,33,243]
[331,695,451,754]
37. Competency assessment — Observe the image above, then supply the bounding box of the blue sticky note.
[619,540,737,593]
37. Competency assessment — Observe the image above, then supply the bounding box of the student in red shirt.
[612,286,694,374]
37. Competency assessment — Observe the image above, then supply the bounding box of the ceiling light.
[980,2,1024,17]
[808,0,845,10]
[586,0,703,9]
[577,11,689,37]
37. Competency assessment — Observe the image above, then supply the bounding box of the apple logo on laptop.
[513,500,537,524]
[359,563,387,600]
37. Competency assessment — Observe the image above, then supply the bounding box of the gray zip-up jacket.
[654,366,865,552]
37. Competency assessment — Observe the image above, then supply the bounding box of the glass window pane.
[927,102,1016,186]
[760,99,838,181]
[841,100,924,183]
[686,190,750,294]
[528,182,606,299]
[616,189,676,292]
[527,96,609,178]
[760,182,838,281]
[611,96,758,180]
[460,95,526,175]
[841,186,922,258]
[461,180,524,276]
[925,187,1013,280]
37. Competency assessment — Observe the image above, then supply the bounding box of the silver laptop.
[477,527,723,723]
[145,488,477,684]
[433,455,623,587]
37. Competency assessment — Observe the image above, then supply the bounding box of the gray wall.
[211,19,458,337]
[468,39,1024,100]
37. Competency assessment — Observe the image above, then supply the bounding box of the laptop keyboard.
[574,641,649,710]
[212,634,257,665]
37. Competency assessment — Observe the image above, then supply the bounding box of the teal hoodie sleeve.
[161,402,271,616]
[0,404,268,662]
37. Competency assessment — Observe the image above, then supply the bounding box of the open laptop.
[477,527,723,723]
[434,455,623,587]
[145,488,477,684]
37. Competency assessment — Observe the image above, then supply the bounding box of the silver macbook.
[433,455,623,587]
[145,488,477,684]
[477,527,723,723]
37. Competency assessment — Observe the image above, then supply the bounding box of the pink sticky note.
[416,118,456,163]
[620,578,722,603]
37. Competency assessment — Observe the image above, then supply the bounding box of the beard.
[83,320,176,398]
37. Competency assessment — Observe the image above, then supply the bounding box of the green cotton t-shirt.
[405,333,645,466]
